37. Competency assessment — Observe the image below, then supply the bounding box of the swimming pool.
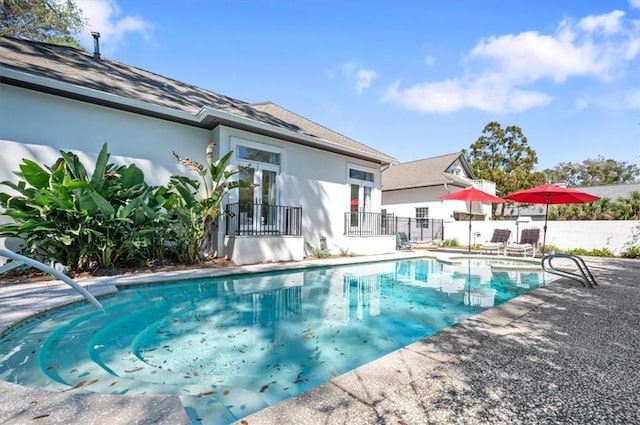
[0,257,547,424]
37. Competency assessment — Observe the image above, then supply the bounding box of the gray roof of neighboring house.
[573,183,640,200]
[381,152,473,191]
[502,183,640,218]
[0,36,396,164]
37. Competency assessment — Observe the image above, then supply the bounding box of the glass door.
[238,165,279,234]
[349,183,372,229]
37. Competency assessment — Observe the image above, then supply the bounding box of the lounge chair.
[480,229,511,255]
[505,228,540,257]
[396,232,412,250]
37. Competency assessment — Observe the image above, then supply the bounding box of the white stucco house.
[382,152,497,224]
[0,35,398,265]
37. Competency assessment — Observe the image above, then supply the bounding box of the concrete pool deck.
[0,252,638,424]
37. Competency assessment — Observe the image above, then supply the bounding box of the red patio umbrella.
[505,183,600,252]
[439,187,506,252]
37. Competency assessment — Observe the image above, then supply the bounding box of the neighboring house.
[0,35,398,265]
[504,182,640,221]
[382,152,497,224]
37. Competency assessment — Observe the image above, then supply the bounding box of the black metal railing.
[225,202,302,236]
[394,217,444,241]
[344,212,396,236]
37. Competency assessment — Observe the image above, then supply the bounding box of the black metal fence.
[225,202,302,236]
[344,212,396,236]
[394,217,444,242]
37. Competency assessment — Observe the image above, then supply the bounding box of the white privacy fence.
[442,220,640,255]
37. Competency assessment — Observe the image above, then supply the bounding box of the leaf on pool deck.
[109,381,118,387]
[47,364,58,370]
[198,391,216,397]
[124,367,143,373]
[32,414,50,419]
[240,420,249,425]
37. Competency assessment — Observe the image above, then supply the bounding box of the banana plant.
[170,144,248,263]
[0,143,162,271]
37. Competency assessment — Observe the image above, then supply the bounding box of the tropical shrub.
[170,144,247,263]
[623,246,640,258]
[0,144,172,271]
[441,239,459,247]
[588,247,613,257]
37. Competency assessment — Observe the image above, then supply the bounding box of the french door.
[239,164,279,233]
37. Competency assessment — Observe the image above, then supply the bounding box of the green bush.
[441,239,459,247]
[0,143,247,270]
[588,248,613,257]
[311,247,331,258]
[623,246,640,258]
[566,247,589,256]
[0,143,169,271]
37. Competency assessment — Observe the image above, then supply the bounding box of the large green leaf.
[60,149,88,181]
[18,159,50,189]
[90,143,110,189]
[119,164,145,189]
[77,190,116,217]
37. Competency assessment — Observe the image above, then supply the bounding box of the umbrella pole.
[468,201,472,253]
[542,203,549,254]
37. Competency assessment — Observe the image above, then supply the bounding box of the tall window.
[416,207,429,228]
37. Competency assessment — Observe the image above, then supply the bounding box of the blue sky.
[74,0,640,171]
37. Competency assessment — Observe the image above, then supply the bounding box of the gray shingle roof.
[381,152,473,191]
[0,36,396,164]
[251,102,396,161]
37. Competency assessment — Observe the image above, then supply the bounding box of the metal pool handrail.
[541,253,598,288]
[0,249,103,309]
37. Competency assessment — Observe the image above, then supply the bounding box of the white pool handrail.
[0,249,103,309]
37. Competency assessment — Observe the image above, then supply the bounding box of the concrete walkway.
[1,253,638,424]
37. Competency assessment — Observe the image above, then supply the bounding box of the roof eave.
[0,66,393,165]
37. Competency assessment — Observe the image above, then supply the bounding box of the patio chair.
[396,232,412,250]
[505,228,540,257]
[480,229,511,255]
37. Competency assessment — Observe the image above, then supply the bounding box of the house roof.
[502,183,640,218]
[0,36,396,164]
[572,183,640,201]
[381,152,474,191]
[250,102,394,161]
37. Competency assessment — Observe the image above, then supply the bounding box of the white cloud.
[383,77,552,114]
[578,10,625,34]
[341,62,378,93]
[74,0,153,55]
[355,69,377,94]
[629,0,640,10]
[385,9,640,114]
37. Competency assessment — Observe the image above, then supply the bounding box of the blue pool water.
[0,258,546,424]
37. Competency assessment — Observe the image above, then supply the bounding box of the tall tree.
[0,0,85,48]
[545,156,640,187]
[465,121,546,205]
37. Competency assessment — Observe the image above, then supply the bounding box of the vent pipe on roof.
[91,32,101,60]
